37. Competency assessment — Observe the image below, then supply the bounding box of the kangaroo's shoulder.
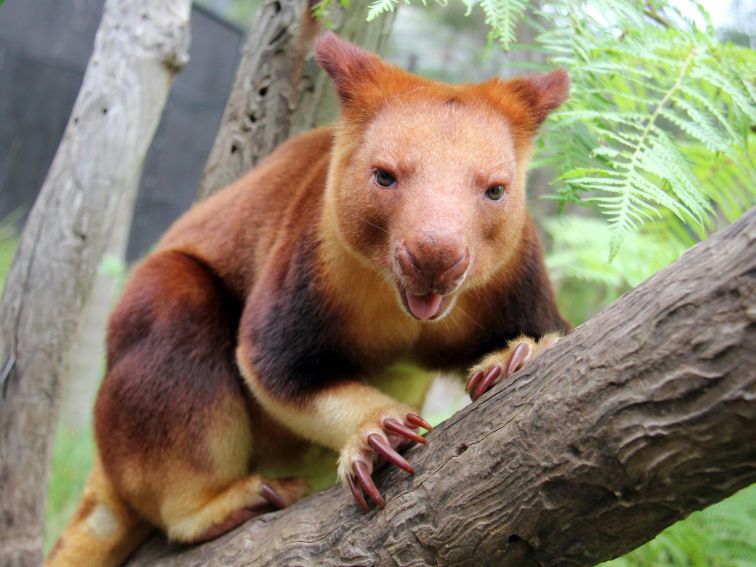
[154,127,334,294]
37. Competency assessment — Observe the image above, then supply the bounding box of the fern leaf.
[366,0,400,21]
[660,104,733,157]
[476,0,529,50]
[691,66,756,122]
[679,84,741,141]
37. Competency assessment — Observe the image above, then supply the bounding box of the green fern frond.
[568,44,710,257]
[691,66,756,122]
[660,107,730,156]
[539,7,755,257]
[677,85,740,141]
[477,0,529,49]
[366,0,401,21]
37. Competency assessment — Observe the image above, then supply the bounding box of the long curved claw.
[368,434,414,474]
[506,342,532,376]
[354,461,384,508]
[260,482,286,510]
[465,369,484,394]
[383,418,426,444]
[347,474,368,512]
[473,364,502,401]
[406,413,433,432]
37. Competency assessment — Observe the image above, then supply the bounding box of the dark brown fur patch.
[241,237,362,402]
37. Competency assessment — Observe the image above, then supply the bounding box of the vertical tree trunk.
[0,2,191,564]
[59,212,130,431]
[196,0,397,200]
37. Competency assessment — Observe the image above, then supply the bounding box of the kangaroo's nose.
[397,235,470,294]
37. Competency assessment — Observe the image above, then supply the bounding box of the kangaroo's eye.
[374,169,396,188]
[485,185,506,201]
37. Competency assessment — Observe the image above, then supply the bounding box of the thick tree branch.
[127,209,756,566]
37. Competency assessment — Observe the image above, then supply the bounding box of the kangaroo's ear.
[314,32,388,106]
[505,68,571,128]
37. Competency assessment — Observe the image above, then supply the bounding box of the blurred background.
[0,0,754,564]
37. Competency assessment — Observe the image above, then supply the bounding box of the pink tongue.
[407,292,443,320]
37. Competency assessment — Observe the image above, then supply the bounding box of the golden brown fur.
[47,32,570,566]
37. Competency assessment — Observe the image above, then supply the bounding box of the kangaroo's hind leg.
[94,250,307,544]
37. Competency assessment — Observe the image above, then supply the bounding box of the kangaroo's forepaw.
[466,333,560,401]
[339,411,432,512]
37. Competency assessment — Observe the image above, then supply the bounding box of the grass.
[45,425,95,552]
[0,229,18,292]
[601,484,756,567]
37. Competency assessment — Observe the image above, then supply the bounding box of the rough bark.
[195,0,396,200]
[0,2,191,564]
[126,208,755,566]
[60,201,132,431]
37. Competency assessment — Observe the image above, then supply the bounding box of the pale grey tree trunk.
[0,2,192,564]
[59,215,130,431]
[128,208,755,566]
[196,0,397,200]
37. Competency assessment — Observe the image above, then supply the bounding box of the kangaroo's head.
[316,32,569,321]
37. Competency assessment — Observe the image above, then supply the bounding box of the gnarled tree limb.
[127,209,755,566]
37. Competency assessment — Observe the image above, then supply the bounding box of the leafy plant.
[544,215,686,324]
[45,425,95,552]
[0,213,20,293]
[600,484,756,567]
[536,2,755,257]
[369,0,529,48]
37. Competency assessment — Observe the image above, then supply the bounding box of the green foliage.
[544,215,686,324]
[536,2,756,258]
[0,239,16,292]
[0,215,19,293]
[367,0,408,22]
[600,483,756,567]
[368,0,528,48]
[466,0,528,48]
[193,0,261,26]
[99,254,129,291]
[544,134,754,323]
[312,0,352,26]
[45,425,95,552]
[671,139,756,244]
